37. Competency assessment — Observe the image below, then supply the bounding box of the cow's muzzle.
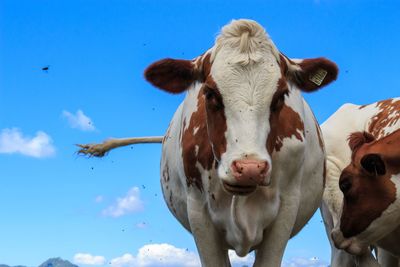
[222,159,269,195]
[331,228,368,256]
[231,159,269,186]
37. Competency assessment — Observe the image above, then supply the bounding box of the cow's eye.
[204,87,223,110]
[339,178,352,195]
[205,88,216,100]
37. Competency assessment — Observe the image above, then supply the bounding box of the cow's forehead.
[210,56,281,105]
[206,20,282,101]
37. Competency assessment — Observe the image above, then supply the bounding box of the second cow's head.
[145,19,338,194]
[333,130,400,254]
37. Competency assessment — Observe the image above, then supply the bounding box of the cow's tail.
[76,136,163,157]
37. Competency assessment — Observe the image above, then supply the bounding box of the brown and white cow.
[79,19,338,266]
[321,98,400,267]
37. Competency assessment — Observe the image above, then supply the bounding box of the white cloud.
[229,250,254,266]
[282,257,328,267]
[73,253,106,265]
[62,109,95,131]
[0,128,55,158]
[102,187,144,217]
[110,253,136,267]
[107,243,326,267]
[109,245,254,267]
[110,243,200,267]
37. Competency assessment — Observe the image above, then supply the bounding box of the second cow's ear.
[360,153,386,176]
[144,58,200,94]
[348,131,375,153]
[283,56,339,92]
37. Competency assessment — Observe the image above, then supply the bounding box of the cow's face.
[332,131,400,255]
[145,19,338,195]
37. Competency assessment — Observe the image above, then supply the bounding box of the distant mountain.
[0,265,28,267]
[38,258,78,267]
[1,258,78,267]
[1,258,77,267]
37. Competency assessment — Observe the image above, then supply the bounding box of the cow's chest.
[207,184,280,255]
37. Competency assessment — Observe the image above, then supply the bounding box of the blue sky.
[1,0,400,266]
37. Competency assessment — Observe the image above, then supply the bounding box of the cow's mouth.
[331,228,368,256]
[222,182,257,195]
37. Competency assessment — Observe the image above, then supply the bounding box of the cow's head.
[145,19,338,195]
[332,130,400,255]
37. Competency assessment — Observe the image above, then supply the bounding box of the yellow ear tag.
[309,69,328,86]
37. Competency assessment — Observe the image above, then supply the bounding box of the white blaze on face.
[208,20,282,182]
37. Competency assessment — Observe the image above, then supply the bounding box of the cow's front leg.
[187,195,231,267]
[253,195,300,267]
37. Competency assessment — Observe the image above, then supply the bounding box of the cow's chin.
[222,181,257,196]
[331,228,369,256]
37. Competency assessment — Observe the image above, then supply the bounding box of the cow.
[321,98,400,267]
[78,19,338,266]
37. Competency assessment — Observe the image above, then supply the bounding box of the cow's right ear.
[280,54,338,92]
[348,131,375,153]
[144,58,199,94]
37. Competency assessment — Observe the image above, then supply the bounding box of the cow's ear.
[348,131,375,153]
[144,58,199,94]
[360,153,386,176]
[284,56,338,92]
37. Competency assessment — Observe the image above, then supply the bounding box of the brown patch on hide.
[201,53,212,78]
[181,85,227,191]
[192,52,212,81]
[267,79,305,154]
[368,99,400,138]
[204,76,227,160]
